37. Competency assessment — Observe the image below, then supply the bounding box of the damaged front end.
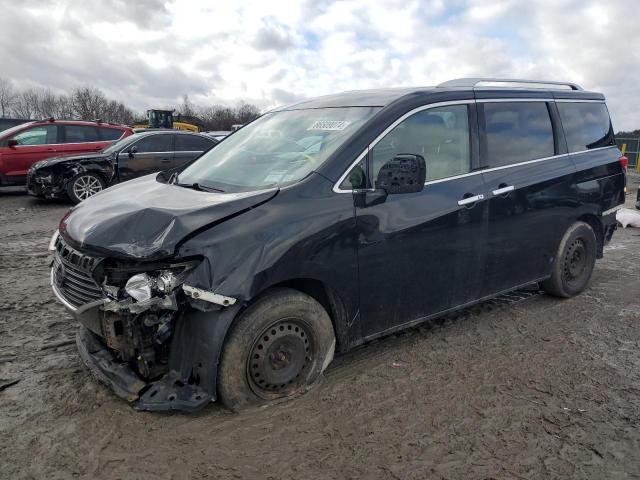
[50,232,239,412]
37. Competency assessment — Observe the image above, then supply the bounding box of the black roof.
[277,78,604,110]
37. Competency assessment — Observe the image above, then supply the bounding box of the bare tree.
[179,94,195,118]
[236,102,261,124]
[71,86,108,120]
[0,78,260,128]
[55,94,74,120]
[199,103,261,130]
[38,89,59,118]
[0,77,16,118]
[12,89,41,119]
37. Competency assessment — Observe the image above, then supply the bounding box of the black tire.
[541,221,597,298]
[217,288,335,411]
[67,172,106,204]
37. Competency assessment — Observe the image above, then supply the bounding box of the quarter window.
[483,102,554,167]
[11,125,58,146]
[99,128,125,141]
[370,104,471,183]
[557,102,614,152]
[174,135,214,152]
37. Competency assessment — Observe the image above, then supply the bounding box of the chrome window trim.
[332,98,616,194]
[568,145,617,156]
[121,151,174,155]
[335,148,616,195]
[334,98,557,193]
[333,100,474,193]
[475,98,553,103]
[554,99,606,103]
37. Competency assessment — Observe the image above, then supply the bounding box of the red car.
[0,119,134,186]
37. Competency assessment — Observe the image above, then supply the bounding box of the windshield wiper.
[176,182,224,193]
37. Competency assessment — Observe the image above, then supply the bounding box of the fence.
[615,138,640,171]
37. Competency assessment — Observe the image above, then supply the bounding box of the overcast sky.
[0,0,638,129]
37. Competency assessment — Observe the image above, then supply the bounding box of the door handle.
[457,194,485,206]
[160,159,171,163]
[492,185,515,196]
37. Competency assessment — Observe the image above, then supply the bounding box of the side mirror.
[7,139,18,147]
[129,145,138,156]
[375,154,426,194]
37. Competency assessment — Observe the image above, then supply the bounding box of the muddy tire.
[67,172,106,204]
[541,221,597,298]
[217,288,335,411]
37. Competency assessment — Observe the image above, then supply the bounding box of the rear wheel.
[541,221,597,298]
[217,288,335,411]
[67,172,105,204]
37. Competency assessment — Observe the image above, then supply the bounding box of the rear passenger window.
[131,135,173,153]
[557,102,614,152]
[484,102,554,167]
[64,125,100,143]
[99,128,124,141]
[370,104,471,182]
[175,135,213,152]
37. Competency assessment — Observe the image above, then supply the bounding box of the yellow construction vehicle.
[132,109,200,132]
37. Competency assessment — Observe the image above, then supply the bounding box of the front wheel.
[541,221,597,298]
[217,288,335,411]
[67,172,105,204]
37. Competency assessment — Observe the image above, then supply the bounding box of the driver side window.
[370,105,471,183]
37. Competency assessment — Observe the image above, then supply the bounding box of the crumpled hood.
[33,153,109,169]
[62,175,278,259]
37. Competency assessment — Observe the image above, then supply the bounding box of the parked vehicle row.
[0,119,133,186]
[27,130,217,203]
[49,78,626,412]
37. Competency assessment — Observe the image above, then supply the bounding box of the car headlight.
[123,263,197,302]
[125,273,154,302]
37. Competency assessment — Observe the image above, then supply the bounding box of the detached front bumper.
[76,326,147,401]
[76,325,211,412]
[27,171,66,198]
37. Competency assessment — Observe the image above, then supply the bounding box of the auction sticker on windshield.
[308,120,351,131]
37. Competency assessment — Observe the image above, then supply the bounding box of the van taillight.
[620,156,629,170]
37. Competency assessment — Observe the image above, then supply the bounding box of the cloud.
[0,0,638,129]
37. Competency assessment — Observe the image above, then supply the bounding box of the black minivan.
[50,78,626,412]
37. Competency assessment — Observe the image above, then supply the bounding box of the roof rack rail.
[438,78,583,91]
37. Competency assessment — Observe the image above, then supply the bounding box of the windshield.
[101,134,140,155]
[177,107,380,192]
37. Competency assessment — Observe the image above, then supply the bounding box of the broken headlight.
[125,273,154,302]
[121,261,199,303]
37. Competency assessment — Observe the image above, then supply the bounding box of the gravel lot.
[1,175,639,480]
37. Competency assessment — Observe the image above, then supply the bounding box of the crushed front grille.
[52,236,104,308]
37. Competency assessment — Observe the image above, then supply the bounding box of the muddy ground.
[1,175,640,480]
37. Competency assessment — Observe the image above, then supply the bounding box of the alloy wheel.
[73,175,103,200]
